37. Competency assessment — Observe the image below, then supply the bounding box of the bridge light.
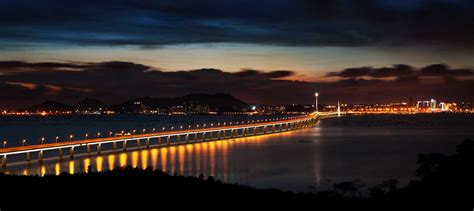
[69,135,73,141]
[109,132,113,137]
[97,132,101,138]
[180,126,183,130]
[41,137,45,144]
[142,129,146,133]
[85,133,88,139]
[162,127,165,131]
[22,139,26,146]
[153,128,156,133]
[171,127,174,131]
[55,136,59,142]
[3,140,6,148]
[132,129,136,134]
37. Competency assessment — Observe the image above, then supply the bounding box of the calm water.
[1,114,473,192]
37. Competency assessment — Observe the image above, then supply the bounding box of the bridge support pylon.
[38,150,43,163]
[97,144,102,155]
[1,155,6,168]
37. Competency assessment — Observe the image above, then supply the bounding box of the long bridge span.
[0,112,343,168]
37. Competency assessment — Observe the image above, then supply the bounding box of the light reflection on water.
[5,130,296,186]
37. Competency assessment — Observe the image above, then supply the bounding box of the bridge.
[0,112,344,168]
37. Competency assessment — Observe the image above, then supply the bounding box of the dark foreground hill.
[1,139,473,210]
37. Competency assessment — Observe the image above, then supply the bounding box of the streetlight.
[3,141,6,148]
[97,132,101,138]
[22,139,26,146]
[315,92,319,113]
[55,136,59,142]
[85,133,88,140]
[109,132,113,137]
[142,129,146,134]
[69,135,73,141]
[41,137,45,144]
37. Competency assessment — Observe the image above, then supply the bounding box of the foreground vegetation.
[1,139,473,210]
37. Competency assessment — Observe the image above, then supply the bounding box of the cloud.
[234,69,295,79]
[419,64,474,77]
[328,64,472,78]
[0,61,91,74]
[0,60,473,109]
[0,0,474,49]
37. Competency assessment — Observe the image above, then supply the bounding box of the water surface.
[2,114,473,192]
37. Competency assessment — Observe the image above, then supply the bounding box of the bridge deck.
[0,113,322,156]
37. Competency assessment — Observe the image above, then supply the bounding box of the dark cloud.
[418,64,474,77]
[234,69,295,79]
[0,61,91,74]
[0,0,473,48]
[0,60,473,109]
[369,64,414,78]
[328,64,472,78]
[327,67,373,78]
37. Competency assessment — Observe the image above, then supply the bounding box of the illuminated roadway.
[0,112,342,167]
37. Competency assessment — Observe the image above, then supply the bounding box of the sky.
[0,0,473,108]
